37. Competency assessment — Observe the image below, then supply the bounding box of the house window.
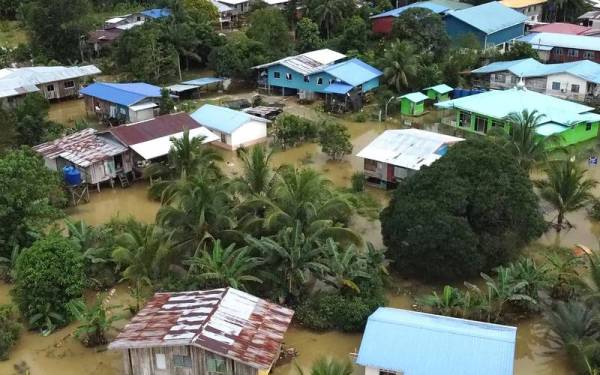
[511,75,518,84]
[571,84,580,93]
[494,73,505,83]
[285,73,292,80]
[364,159,378,171]
[555,47,564,55]
[317,77,323,85]
[459,112,471,128]
[46,84,55,92]
[304,76,310,83]
[475,117,487,133]
[586,123,593,131]
[379,370,396,375]
[584,51,595,59]
[173,355,192,368]
[567,49,579,57]
[551,82,561,91]
[273,72,281,79]
[155,354,167,370]
[64,80,75,88]
[207,357,227,375]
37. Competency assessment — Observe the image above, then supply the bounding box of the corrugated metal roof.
[0,78,40,99]
[130,127,218,160]
[429,0,472,10]
[529,22,591,35]
[446,1,527,35]
[323,83,353,94]
[109,112,200,146]
[32,128,127,168]
[212,0,233,12]
[425,83,454,94]
[140,8,171,19]
[435,87,600,125]
[254,49,346,75]
[324,58,383,87]
[88,28,123,43]
[535,122,569,136]
[217,0,248,5]
[108,288,294,369]
[166,84,200,93]
[356,129,463,170]
[80,82,161,107]
[518,32,600,52]
[182,77,224,86]
[370,1,450,19]
[190,104,267,134]
[263,0,288,4]
[500,0,546,8]
[401,92,429,102]
[472,58,600,84]
[356,307,517,375]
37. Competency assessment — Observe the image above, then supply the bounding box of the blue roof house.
[80,82,162,125]
[190,104,269,150]
[254,49,383,111]
[140,8,172,20]
[445,2,527,49]
[356,307,517,375]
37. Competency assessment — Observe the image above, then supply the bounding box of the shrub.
[588,199,600,221]
[350,172,365,192]
[381,138,545,280]
[271,114,317,149]
[318,121,353,161]
[0,304,21,361]
[12,233,85,334]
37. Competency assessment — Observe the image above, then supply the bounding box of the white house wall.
[230,121,267,149]
[545,73,588,101]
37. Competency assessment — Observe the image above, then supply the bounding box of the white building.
[216,0,250,14]
[356,129,464,188]
[190,104,269,150]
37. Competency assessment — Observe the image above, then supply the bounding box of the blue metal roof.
[141,8,171,19]
[371,1,449,19]
[324,58,383,87]
[446,1,526,35]
[435,87,600,125]
[472,58,600,84]
[190,104,255,134]
[356,308,517,375]
[401,92,429,102]
[536,123,569,136]
[323,83,353,94]
[518,32,600,53]
[80,82,162,107]
[425,84,454,94]
[182,77,224,86]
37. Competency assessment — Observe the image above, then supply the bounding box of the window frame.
[475,117,487,133]
[285,73,292,81]
[459,112,471,128]
[586,122,593,131]
[303,76,310,83]
[207,356,227,375]
[64,80,75,89]
[317,77,323,85]
[273,71,281,79]
[551,81,561,91]
[173,355,192,368]
[571,84,580,93]
[584,50,595,59]
[364,159,378,171]
[46,84,55,92]
[494,73,505,83]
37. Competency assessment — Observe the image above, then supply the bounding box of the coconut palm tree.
[185,240,263,290]
[381,40,419,93]
[320,239,370,293]
[314,0,345,39]
[296,357,354,375]
[246,222,329,302]
[580,253,600,303]
[502,109,559,172]
[544,301,600,349]
[535,159,597,231]
[66,291,123,347]
[235,145,279,198]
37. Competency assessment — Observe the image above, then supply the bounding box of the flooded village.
[2,0,600,375]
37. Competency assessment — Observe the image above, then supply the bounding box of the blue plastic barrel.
[63,166,82,186]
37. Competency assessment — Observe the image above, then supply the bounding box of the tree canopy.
[380,138,545,280]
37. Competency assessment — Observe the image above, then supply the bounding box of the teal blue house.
[444,2,526,49]
[255,49,382,110]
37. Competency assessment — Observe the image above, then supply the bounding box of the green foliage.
[208,34,269,81]
[381,40,419,93]
[246,8,291,59]
[381,138,545,280]
[295,17,323,53]
[318,121,353,161]
[305,0,356,39]
[0,147,64,259]
[391,8,449,57]
[497,42,539,62]
[66,291,123,347]
[235,145,279,197]
[271,114,318,149]
[21,0,92,62]
[0,304,21,361]
[332,16,368,54]
[297,357,354,375]
[182,0,219,22]
[159,88,175,115]
[350,172,365,192]
[12,233,84,334]
[589,200,600,221]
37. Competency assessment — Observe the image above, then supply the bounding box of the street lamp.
[383,96,399,121]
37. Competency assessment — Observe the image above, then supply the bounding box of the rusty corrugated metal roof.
[109,112,200,146]
[33,128,127,168]
[108,288,294,369]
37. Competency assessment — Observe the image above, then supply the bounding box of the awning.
[129,102,158,112]
[130,127,219,160]
[182,77,224,86]
[323,83,353,94]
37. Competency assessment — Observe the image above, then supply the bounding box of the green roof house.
[400,92,429,116]
[435,86,600,147]
[425,84,453,102]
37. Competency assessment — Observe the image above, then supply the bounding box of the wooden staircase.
[117,172,130,188]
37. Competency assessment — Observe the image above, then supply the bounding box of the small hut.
[425,84,454,102]
[400,92,429,116]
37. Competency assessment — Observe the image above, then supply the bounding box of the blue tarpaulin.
[323,83,353,94]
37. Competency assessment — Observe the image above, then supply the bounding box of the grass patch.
[0,21,28,48]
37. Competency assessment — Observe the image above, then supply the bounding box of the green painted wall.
[401,98,425,115]
[426,89,436,100]
[426,90,450,102]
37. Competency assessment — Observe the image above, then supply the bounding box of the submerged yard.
[2,93,594,374]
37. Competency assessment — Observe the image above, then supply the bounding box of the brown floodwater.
[5,99,580,374]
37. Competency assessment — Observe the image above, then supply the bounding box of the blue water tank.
[63,166,82,186]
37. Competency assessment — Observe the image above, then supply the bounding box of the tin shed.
[424,84,453,101]
[400,92,429,115]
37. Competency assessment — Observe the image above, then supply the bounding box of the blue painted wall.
[486,23,525,47]
[444,17,524,48]
[363,77,380,92]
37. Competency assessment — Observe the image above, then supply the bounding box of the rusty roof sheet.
[109,112,200,146]
[108,288,294,369]
[32,128,127,168]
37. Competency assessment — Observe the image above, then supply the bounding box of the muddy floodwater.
[48,99,88,127]
[3,100,586,374]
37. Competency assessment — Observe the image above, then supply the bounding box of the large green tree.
[381,40,419,93]
[0,148,64,259]
[295,17,323,53]
[208,34,269,81]
[246,7,291,59]
[381,138,545,280]
[391,8,449,57]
